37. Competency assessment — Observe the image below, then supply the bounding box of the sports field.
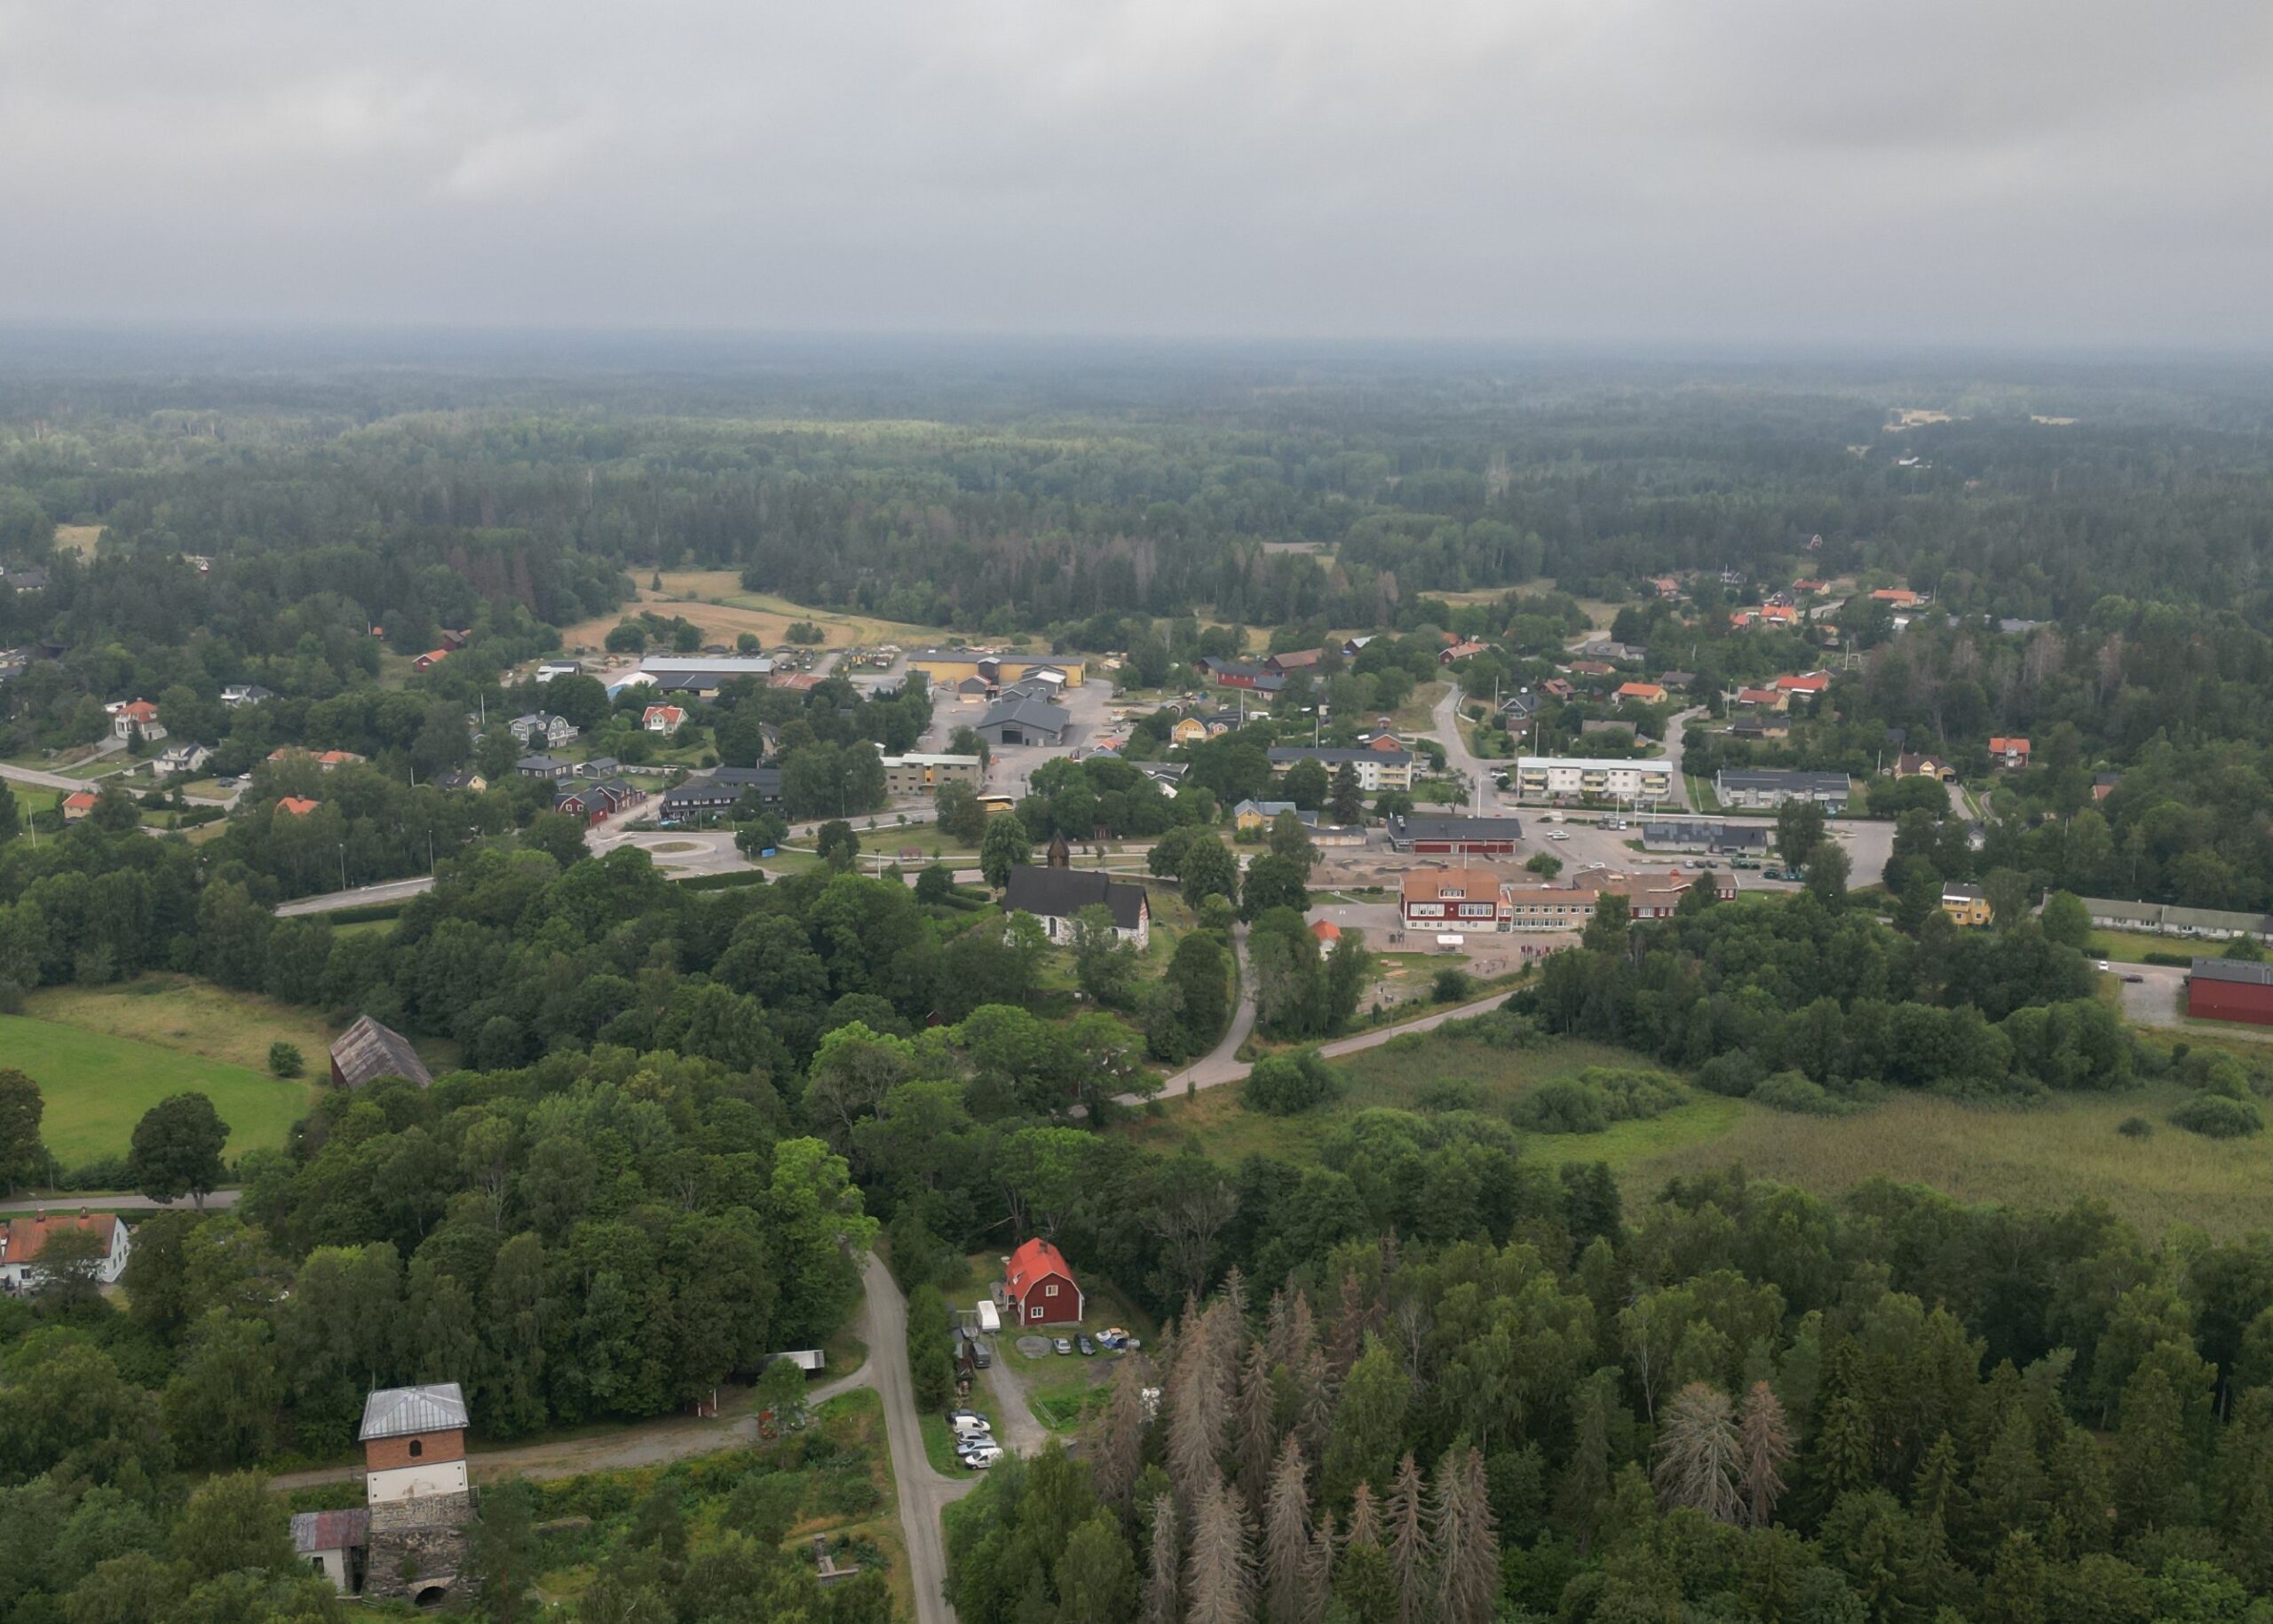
[1,1012,321,1165]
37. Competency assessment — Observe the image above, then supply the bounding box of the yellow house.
[1232,798,1297,833]
[1171,717,1209,745]
[1940,883,1992,927]
[1895,752,1959,783]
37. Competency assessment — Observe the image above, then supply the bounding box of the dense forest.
[8,346,2273,1622]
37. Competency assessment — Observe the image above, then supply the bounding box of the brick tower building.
[359,1382,472,1604]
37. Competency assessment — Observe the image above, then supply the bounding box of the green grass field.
[1131,1022,2273,1238]
[1,1012,320,1164]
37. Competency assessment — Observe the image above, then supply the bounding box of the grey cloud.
[0,0,2267,345]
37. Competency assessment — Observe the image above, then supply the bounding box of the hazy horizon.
[4,1,2269,349]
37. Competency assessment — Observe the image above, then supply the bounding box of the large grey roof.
[2082,897,2273,937]
[329,1015,433,1089]
[360,1382,468,1440]
[1002,865,1147,931]
[2191,958,2273,987]
[978,693,1070,733]
[1716,769,1851,791]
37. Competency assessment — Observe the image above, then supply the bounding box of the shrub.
[1432,967,1475,1003]
[268,1042,305,1079]
[1414,1080,1482,1113]
[1696,1050,1765,1098]
[2118,1115,2155,1139]
[1753,1071,1848,1116]
[1512,1068,1685,1135]
[1244,1050,1341,1115]
[2171,1095,2263,1139]
[1514,1079,1608,1135]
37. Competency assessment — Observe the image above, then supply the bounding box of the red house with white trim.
[1003,1238,1084,1327]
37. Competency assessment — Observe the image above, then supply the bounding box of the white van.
[963,1444,1005,1470]
[975,1300,1001,1335]
[949,1413,992,1438]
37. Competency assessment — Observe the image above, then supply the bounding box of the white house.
[154,741,216,778]
[1512,755,1674,803]
[642,704,687,735]
[110,699,166,742]
[0,1211,133,1294]
[1001,865,1151,950]
[508,712,579,749]
[220,683,274,708]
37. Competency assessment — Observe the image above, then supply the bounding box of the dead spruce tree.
[1144,1492,1181,1624]
[1262,1436,1318,1624]
[1185,1478,1255,1624]
[1738,1379,1797,1527]
[1432,1445,1498,1624]
[1655,1381,1744,1524]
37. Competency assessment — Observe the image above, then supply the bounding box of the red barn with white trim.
[1003,1238,1084,1327]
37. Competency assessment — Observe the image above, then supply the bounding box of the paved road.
[0,759,99,792]
[1123,966,1513,1105]
[1430,682,1497,815]
[859,1251,978,1624]
[274,875,438,916]
[1148,925,1257,1092]
[1659,706,1705,811]
[0,1188,242,1213]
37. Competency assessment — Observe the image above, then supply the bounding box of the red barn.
[1004,1238,1084,1327]
[2188,959,2273,1027]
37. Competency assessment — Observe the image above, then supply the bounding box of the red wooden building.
[2188,959,2273,1027]
[1003,1238,1084,1327]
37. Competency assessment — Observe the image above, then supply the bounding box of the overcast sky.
[3,0,2269,347]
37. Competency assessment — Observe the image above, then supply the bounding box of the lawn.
[2087,929,2189,965]
[25,973,351,1076]
[0,1011,319,1164]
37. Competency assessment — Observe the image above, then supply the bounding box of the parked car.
[971,1340,993,1368]
[947,1411,990,1436]
[962,1445,1005,1470]
[1052,1336,1073,1355]
[1547,830,1568,841]
[1077,1334,1097,1357]
[954,1432,996,1458]
[2123,973,2146,984]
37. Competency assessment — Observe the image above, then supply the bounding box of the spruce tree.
[1432,1446,1498,1624]
[1262,1436,1316,1624]
[1093,1354,1160,1513]
[1653,1382,1742,1523]
[1168,1300,1233,1509]
[1237,1336,1279,1508]
[1185,1479,1255,1624]
[1738,1379,1797,1528]
[1386,1452,1434,1624]
[2114,1363,2189,1536]
[1144,1493,1182,1624]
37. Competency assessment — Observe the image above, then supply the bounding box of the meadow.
[1129,1023,2273,1239]
[1,1010,318,1165]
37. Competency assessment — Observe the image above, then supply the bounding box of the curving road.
[1142,924,1256,1093]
